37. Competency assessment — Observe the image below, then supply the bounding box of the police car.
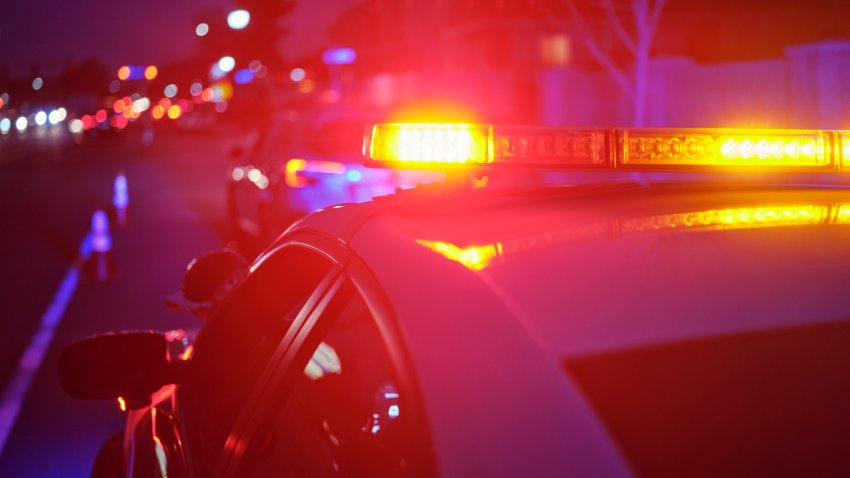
[60,124,850,477]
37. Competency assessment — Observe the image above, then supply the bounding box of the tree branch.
[648,0,668,35]
[602,0,637,54]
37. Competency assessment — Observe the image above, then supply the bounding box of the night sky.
[0,0,351,75]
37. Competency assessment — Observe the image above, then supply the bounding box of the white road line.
[0,234,92,457]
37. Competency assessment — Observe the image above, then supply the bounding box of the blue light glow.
[346,169,362,182]
[233,69,255,85]
[322,48,357,65]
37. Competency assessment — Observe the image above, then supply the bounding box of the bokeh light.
[189,82,203,96]
[164,84,178,98]
[15,116,27,132]
[34,111,47,126]
[0,118,10,134]
[109,80,121,93]
[195,23,209,37]
[132,98,151,113]
[151,105,165,120]
[227,10,250,30]
[233,69,255,85]
[32,77,43,91]
[290,68,306,82]
[68,119,83,134]
[95,109,107,123]
[167,105,182,119]
[217,56,236,73]
[117,66,131,80]
[144,66,158,80]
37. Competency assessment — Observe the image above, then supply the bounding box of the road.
[0,127,234,476]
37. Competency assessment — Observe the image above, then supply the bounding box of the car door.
[176,241,343,477]
[210,252,436,478]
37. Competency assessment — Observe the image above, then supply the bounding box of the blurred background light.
[132,98,151,113]
[15,116,27,132]
[32,77,44,91]
[290,68,306,82]
[233,69,255,85]
[68,119,83,134]
[167,105,182,119]
[144,66,158,80]
[117,66,131,80]
[217,56,236,73]
[47,109,61,125]
[34,111,47,126]
[189,82,202,96]
[0,118,10,134]
[195,22,209,37]
[227,9,250,30]
[164,84,178,98]
[322,48,356,65]
[109,80,121,93]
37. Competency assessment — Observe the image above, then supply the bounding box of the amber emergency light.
[364,123,850,172]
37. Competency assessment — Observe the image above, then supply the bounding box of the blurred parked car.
[226,108,442,255]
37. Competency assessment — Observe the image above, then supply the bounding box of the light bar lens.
[366,124,608,167]
[620,129,828,168]
[364,124,849,172]
[368,123,490,165]
[492,127,607,166]
[838,132,850,169]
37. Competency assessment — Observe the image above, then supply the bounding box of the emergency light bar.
[364,123,850,172]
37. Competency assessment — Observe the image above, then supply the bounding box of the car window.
[181,246,334,476]
[305,119,369,157]
[235,278,424,477]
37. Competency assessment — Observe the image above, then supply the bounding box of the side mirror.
[166,249,248,318]
[58,331,175,404]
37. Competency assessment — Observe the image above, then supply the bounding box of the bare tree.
[542,0,668,126]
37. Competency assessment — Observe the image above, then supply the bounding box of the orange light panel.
[368,124,490,165]
[492,127,607,166]
[620,129,829,168]
[839,132,850,170]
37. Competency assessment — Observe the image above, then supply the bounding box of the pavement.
[0,127,232,476]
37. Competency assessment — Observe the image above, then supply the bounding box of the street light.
[227,9,250,30]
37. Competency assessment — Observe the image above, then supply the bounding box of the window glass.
[238,279,422,477]
[181,246,333,475]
